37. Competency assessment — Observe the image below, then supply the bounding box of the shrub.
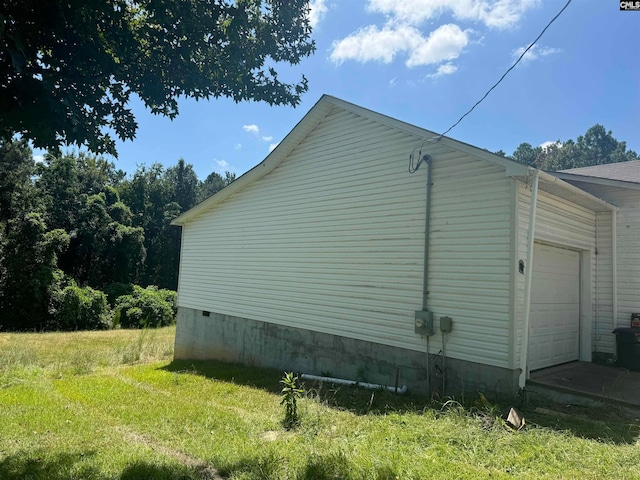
[53,284,112,331]
[115,285,176,328]
[103,282,135,307]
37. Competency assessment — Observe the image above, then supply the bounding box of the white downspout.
[612,210,618,329]
[519,170,540,389]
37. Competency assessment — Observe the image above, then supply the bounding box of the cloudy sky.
[108,0,639,179]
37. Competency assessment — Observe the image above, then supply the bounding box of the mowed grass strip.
[0,328,639,479]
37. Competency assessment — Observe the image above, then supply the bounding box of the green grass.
[1,328,639,479]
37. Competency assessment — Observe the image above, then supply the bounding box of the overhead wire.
[409,0,573,173]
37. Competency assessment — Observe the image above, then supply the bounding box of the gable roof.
[553,160,640,191]
[173,95,615,225]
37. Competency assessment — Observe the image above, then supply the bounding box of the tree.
[199,171,236,203]
[166,159,199,212]
[0,212,69,330]
[0,139,42,223]
[0,0,315,156]
[511,143,541,167]
[506,125,639,171]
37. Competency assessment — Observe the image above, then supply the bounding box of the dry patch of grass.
[0,327,175,377]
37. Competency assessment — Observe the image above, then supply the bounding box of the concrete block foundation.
[174,307,520,396]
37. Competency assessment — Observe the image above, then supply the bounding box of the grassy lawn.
[1,328,639,479]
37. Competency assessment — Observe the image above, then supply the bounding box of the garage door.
[528,243,580,371]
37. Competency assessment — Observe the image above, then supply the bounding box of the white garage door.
[529,243,580,371]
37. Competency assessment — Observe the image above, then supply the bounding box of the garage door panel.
[529,244,580,371]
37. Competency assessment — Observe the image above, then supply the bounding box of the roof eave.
[552,172,640,191]
[536,170,619,212]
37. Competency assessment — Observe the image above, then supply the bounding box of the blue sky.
[103,0,639,179]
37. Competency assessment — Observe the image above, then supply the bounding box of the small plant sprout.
[280,372,304,429]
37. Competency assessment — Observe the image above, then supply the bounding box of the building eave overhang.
[516,169,619,212]
[552,172,640,191]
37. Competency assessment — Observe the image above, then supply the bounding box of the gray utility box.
[415,310,434,336]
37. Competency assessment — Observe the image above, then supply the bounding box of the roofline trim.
[537,169,619,212]
[552,172,640,191]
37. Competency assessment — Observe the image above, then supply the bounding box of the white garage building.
[172,95,622,394]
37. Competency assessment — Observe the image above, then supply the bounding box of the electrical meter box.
[440,316,453,333]
[414,310,434,336]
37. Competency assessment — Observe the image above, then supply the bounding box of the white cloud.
[33,155,44,163]
[427,62,458,78]
[512,44,561,64]
[234,143,242,150]
[243,124,274,144]
[330,23,469,67]
[539,140,561,150]
[308,0,328,29]
[242,124,259,134]
[331,25,417,64]
[367,0,539,29]
[214,159,229,172]
[269,143,279,152]
[407,24,469,67]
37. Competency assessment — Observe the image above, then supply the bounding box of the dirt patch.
[260,430,280,442]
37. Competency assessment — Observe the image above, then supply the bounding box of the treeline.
[0,139,235,331]
[496,124,639,170]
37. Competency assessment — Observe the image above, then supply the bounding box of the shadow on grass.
[218,451,398,480]
[162,359,429,415]
[522,400,640,445]
[0,451,104,480]
[0,451,212,480]
[163,359,639,445]
[0,448,396,480]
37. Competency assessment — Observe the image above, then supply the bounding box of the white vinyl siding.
[426,157,512,367]
[179,108,425,348]
[595,211,614,354]
[514,183,596,366]
[565,182,640,347]
[178,107,513,368]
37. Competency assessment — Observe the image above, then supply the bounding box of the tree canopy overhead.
[0,0,315,156]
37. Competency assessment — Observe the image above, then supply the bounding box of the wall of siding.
[178,106,513,368]
[514,182,597,366]
[426,154,513,367]
[595,211,614,354]
[565,182,640,342]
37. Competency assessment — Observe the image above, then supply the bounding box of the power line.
[408,0,572,174]
[438,0,572,141]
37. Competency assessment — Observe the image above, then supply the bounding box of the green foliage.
[280,372,304,429]
[506,124,639,171]
[0,212,69,331]
[115,285,176,329]
[0,0,314,156]
[199,171,236,203]
[103,282,135,307]
[52,284,112,331]
[0,139,42,223]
